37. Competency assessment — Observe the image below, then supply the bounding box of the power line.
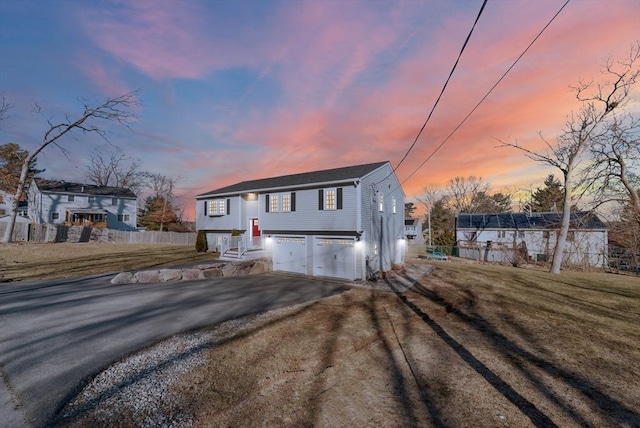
[399,0,572,188]
[375,0,488,187]
[392,0,488,173]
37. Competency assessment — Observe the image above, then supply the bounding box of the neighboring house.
[28,179,137,231]
[0,190,28,219]
[404,218,424,246]
[196,161,406,280]
[456,211,608,267]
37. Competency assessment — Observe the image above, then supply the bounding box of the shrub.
[196,230,208,253]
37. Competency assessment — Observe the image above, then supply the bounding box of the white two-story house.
[456,211,608,267]
[196,161,406,281]
[28,179,138,231]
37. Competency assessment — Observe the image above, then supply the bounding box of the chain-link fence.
[422,244,638,275]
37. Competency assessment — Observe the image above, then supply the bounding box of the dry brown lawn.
[59,258,640,427]
[0,242,215,282]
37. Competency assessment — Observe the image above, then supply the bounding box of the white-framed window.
[88,196,95,203]
[319,188,341,211]
[281,193,290,212]
[379,193,384,212]
[117,214,130,222]
[68,195,75,202]
[112,198,118,206]
[51,212,59,220]
[392,197,397,214]
[498,230,506,238]
[325,189,336,210]
[270,194,279,213]
[208,199,226,215]
[517,231,525,238]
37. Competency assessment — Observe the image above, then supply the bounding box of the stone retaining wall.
[111,257,272,285]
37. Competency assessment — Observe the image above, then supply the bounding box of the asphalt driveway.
[0,273,350,427]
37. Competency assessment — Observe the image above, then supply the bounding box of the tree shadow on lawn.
[392,271,640,427]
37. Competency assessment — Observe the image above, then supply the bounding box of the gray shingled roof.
[198,161,389,197]
[457,212,607,230]
[34,179,137,198]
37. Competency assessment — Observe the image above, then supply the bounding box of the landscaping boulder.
[202,268,223,278]
[222,264,238,277]
[110,271,135,285]
[159,269,182,282]
[181,268,204,280]
[249,259,270,275]
[134,270,161,284]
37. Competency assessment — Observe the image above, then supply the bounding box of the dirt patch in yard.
[57,262,640,427]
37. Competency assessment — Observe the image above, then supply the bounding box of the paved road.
[0,273,350,427]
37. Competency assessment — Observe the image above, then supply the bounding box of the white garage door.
[273,236,307,275]
[314,237,355,280]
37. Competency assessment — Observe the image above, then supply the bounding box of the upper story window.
[68,195,75,202]
[266,193,296,213]
[325,189,336,210]
[392,197,397,214]
[319,188,342,211]
[498,230,506,238]
[379,193,384,212]
[88,196,95,203]
[208,199,226,215]
[112,198,118,206]
[270,194,279,212]
[51,212,59,220]
[117,214,131,222]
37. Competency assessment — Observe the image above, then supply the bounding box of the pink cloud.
[78,0,638,218]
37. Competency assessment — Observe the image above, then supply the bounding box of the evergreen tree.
[424,199,456,251]
[404,202,416,218]
[525,174,565,212]
[138,196,178,231]
[0,143,44,194]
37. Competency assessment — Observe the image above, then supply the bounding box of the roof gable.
[457,212,606,230]
[198,161,389,197]
[33,179,137,198]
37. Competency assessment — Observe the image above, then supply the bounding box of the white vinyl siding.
[261,187,357,232]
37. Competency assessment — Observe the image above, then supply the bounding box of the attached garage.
[313,237,356,280]
[272,236,307,275]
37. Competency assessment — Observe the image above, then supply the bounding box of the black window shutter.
[318,189,324,210]
[337,188,343,210]
[265,194,270,212]
[203,200,207,215]
[226,198,230,215]
[291,192,296,211]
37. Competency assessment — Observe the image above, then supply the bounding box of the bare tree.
[0,92,12,125]
[416,185,444,247]
[2,92,138,244]
[581,113,639,217]
[86,147,147,195]
[502,44,639,273]
[443,176,492,213]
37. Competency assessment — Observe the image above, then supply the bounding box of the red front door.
[252,218,261,237]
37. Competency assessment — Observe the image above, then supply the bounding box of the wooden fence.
[0,222,196,245]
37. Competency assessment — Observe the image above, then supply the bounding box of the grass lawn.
[0,242,215,282]
[61,260,640,427]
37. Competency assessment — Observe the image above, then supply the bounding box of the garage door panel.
[314,238,355,280]
[273,236,306,274]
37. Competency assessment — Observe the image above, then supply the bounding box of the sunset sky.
[1,0,638,219]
